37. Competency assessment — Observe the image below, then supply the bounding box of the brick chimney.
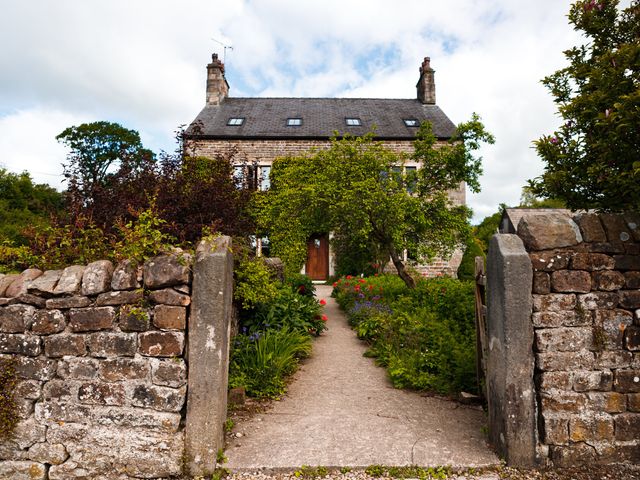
[416,57,436,105]
[206,53,229,105]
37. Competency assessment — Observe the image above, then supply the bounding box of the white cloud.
[0,0,581,222]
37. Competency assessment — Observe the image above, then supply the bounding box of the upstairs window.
[403,119,419,127]
[227,117,245,126]
[345,118,362,126]
[259,165,271,191]
[286,118,302,126]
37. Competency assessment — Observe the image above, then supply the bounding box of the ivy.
[0,357,19,440]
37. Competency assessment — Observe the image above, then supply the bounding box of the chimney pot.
[206,52,229,105]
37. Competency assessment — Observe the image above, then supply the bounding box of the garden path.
[224,284,499,471]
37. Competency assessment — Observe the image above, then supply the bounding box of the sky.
[0,0,584,223]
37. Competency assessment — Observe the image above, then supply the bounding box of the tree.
[57,121,155,211]
[0,168,62,244]
[253,115,494,288]
[530,0,640,211]
[519,186,566,208]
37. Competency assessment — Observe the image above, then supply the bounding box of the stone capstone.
[5,269,43,298]
[26,270,62,297]
[111,259,140,290]
[53,265,85,295]
[81,260,114,296]
[518,213,582,251]
[573,213,607,243]
[143,253,192,289]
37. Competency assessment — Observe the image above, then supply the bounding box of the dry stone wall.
[0,244,229,479]
[487,212,640,468]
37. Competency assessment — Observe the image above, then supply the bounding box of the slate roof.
[187,98,456,140]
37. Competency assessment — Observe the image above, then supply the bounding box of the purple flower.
[550,136,558,144]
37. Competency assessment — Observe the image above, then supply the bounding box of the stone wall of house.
[0,238,234,479]
[487,212,640,468]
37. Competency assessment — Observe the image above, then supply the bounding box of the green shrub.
[284,273,315,297]
[457,237,485,281]
[228,328,312,398]
[234,255,280,310]
[114,203,176,262]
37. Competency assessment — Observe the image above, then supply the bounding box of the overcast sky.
[0,0,584,223]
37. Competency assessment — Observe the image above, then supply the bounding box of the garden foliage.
[333,274,477,395]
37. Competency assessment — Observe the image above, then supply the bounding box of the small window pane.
[287,118,302,126]
[405,166,418,193]
[227,118,244,126]
[345,118,361,126]
[259,166,271,190]
[403,119,419,127]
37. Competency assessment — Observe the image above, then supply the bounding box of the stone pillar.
[416,56,436,105]
[486,234,537,466]
[185,236,234,476]
[206,53,229,105]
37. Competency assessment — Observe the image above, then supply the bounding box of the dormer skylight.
[287,118,302,126]
[227,117,245,126]
[345,118,362,126]
[403,119,419,127]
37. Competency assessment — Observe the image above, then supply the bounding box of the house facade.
[186,54,464,280]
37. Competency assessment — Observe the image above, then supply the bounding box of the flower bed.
[333,274,477,395]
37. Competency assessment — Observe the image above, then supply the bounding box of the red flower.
[321,315,328,322]
[368,285,374,290]
[320,299,327,305]
[354,285,361,292]
[346,275,353,280]
[298,285,305,293]
[358,278,366,284]
[332,282,338,287]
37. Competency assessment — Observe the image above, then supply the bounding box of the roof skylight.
[287,118,302,126]
[345,118,362,126]
[403,119,419,127]
[227,118,245,126]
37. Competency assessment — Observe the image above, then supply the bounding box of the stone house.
[185,54,464,280]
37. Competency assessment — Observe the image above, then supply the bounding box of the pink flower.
[321,315,328,322]
[319,299,327,306]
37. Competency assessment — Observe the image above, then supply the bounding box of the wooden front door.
[306,234,329,281]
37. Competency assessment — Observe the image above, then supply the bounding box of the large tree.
[530,0,640,211]
[253,115,494,288]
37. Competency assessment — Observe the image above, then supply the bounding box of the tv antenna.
[211,38,233,63]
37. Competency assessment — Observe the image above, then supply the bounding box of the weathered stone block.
[532,293,576,312]
[30,309,65,335]
[111,259,140,290]
[628,393,640,412]
[89,405,182,432]
[43,379,78,402]
[0,461,46,480]
[571,253,615,271]
[87,331,136,357]
[14,380,42,400]
[174,283,190,294]
[139,331,184,357]
[0,304,35,332]
[573,213,607,243]
[151,358,187,387]
[614,255,640,271]
[591,270,625,291]
[577,292,619,310]
[614,369,640,393]
[13,357,57,381]
[549,443,597,468]
[624,213,640,241]
[81,260,114,296]
[15,398,35,418]
[95,289,143,306]
[148,288,191,306]
[585,391,626,413]
[0,274,18,297]
[26,270,62,297]
[532,312,565,328]
[569,414,614,442]
[625,325,640,351]
[624,271,640,289]
[27,442,68,465]
[541,391,586,413]
[621,290,640,309]
[99,357,150,382]
[143,253,191,289]
[68,306,115,332]
[5,269,43,298]
[536,351,594,371]
[119,305,150,331]
[594,309,634,350]
[551,270,591,293]
[601,213,633,242]
[615,413,640,441]
[56,357,99,379]
[12,417,46,449]
[35,401,92,424]
[44,334,86,357]
[536,371,572,391]
[0,333,41,356]
[53,265,85,294]
[596,350,633,369]
[78,381,126,405]
[153,305,186,330]
[533,272,550,294]
[518,213,582,251]
[573,370,613,392]
[45,295,91,309]
[541,415,569,445]
[535,327,592,352]
[14,294,46,308]
[132,384,186,412]
[530,251,572,272]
